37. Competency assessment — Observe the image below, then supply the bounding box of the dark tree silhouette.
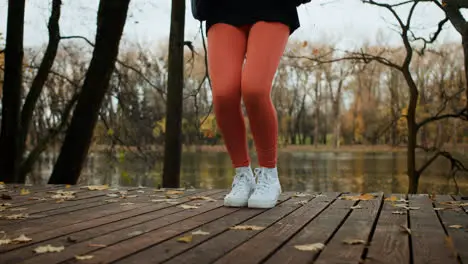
[49,0,131,184]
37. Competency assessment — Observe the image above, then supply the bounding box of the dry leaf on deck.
[400,225,411,235]
[75,255,94,260]
[189,196,216,202]
[177,235,193,243]
[178,204,199,209]
[83,185,109,191]
[295,200,308,206]
[9,207,27,211]
[385,196,398,202]
[0,238,12,245]
[449,225,463,229]
[20,189,30,195]
[342,239,366,245]
[166,190,184,195]
[294,243,325,252]
[4,213,28,219]
[340,193,376,201]
[120,202,134,206]
[433,208,446,211]
[33,245,65,254]
[192,230,210,236]
[392,211,406,215]
[351,205,362,209]
[12,234,32,243]
[136,190,145,193]
[230,225,265,231]
[105,199,119,203]
[106,194,119,198]
[65,185,71,188]
[293,192,310,197]
[88,244,107,248]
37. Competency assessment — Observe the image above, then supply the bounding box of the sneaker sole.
[224,199,248,207]
[248,200,277,209]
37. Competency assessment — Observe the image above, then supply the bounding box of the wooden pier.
[0,184,467,263]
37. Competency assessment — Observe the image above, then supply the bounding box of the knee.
[241,76,270,105]
[212,83,241,109]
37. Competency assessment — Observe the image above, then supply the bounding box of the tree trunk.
[0,0,26,183]
[49,0,130,184]
[463,32,468,110]
[404,70,419,194]
[162,0,185,188]
[18,0,62,183]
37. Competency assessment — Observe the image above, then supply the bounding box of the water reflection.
[31,151,468,194]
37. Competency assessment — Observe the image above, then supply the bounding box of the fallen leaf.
[392,211,406,215]
[433,207,446,211]
[33,245,65,254]
[385,196,398,202]
[342,239,366,245]
[400,225,411,235]
[20,189,30,195]
[88,244,107,248]
[293,192,310,197]
[295,200,308,206]
[351,205,362,209]
[178,204,199,209]
[75,255,93,260]
[192,230,210,236]
[108,188,119,191]
[340,193,376,201]
[51,191,76,200]
[105,199,119,203]
[230,225,265,231]
[0,238,12,245]
[28,197,47,201]
[177,235,193,243]
[166,190,184,195]
[136,190,145,193]
[189,196,216,202]
[4,213,28,219]
[449,225,463,229]
[128,231,143,236]
[83,185,108,191]
[12,234,32,243]
[9,207,27,211]
[65,185,71,188]
[294,243,325,252]
[120,202,134,206]
[106,193,119,198]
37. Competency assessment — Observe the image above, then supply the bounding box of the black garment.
[205,0,300,35]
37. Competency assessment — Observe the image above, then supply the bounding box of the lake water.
[31,151,468,194]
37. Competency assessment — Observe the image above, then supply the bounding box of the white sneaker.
[224,167,256,207]
[248,167,282,209]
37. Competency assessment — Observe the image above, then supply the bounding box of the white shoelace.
[230,171,252,195]
[253,168,272,195]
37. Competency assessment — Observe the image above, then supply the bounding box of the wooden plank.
[365,194,410,264]
[409,194,458,264]
[213,193,340,264]
[0,190,222,256]
[434,195,468,262]
[163,193,309,264]
[17,192,230,264]
[313,192,384,264]
[452,195,468,213]
[263,195,356,264]
[1,189,215,238]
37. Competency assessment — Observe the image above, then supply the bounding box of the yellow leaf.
[340,193,376,201]
[0,182,4,185]
[107,128,114,136]
[75,255,94,260]
[0,239,12,245]
[84,185,109,191]
[230,225,265,231]
[177,235,193,243]
[342,239,366,245]
[166,190,184,195]
[20,189,30,195]
[65,185,71,188]
[33,245,65,254]
[191,230,210,236]
[385,196,398,202]
[294,243,325,252]
[178,204,199,209]
[449,225,463,229]
[4,213,28,219]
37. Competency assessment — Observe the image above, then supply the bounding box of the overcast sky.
[0,0,464,51]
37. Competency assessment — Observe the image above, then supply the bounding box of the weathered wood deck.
[0,184,467,264]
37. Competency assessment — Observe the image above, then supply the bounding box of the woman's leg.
[208,23,255,207]
[241,21,290,208]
